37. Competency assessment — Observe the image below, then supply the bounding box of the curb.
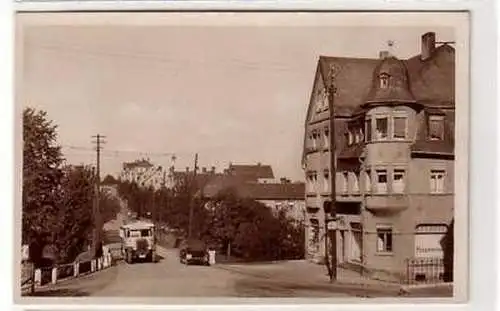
[399,282,453,293]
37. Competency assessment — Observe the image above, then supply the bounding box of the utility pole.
[327,65,340,282]
[91,134,106,259]
[187,153,198,239]
[158,169,167,240]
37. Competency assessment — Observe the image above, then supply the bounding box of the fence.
[21,252,114,295]
[405,257,445,285]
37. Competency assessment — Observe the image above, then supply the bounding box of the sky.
[20,14,455,181]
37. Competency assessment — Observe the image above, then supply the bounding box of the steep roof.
[236,182,305,201]
[316,44,455,110]
[202,177,305,201]
[123,159,154,170]
[227,163,275,181]
[304,43,455,161]
[318,56,378,112]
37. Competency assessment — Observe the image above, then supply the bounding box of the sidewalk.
[217,259,400,289]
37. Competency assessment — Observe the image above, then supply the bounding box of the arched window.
[379,73,390,88]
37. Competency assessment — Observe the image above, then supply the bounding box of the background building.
[120,159,164,190]
[302,32,455,281]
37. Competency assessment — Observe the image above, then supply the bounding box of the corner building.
[302,32,455,281]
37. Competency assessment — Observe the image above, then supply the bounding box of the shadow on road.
[233,278,453,298]
[24,288,90,297]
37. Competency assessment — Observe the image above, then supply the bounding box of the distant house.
[120,159,164,189]
[226,163,275,184]
[166,165,219,191]
[202,175,306,222]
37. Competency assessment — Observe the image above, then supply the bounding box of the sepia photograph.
[15,12,469,303]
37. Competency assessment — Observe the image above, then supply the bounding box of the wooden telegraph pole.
[187,153,198,239]
[92,134,106,259]
[328,64,340,282]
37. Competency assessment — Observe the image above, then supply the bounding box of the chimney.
[379,51,390,59]
[421,32,436,61]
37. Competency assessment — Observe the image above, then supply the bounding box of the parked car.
[179,239,209,266]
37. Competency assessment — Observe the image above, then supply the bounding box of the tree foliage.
[23,108,64,264]
[117,177,305,262]
[23,107,120,266]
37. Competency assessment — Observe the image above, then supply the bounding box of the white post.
[91,260,96,272]
[209,250,216,265]
[34,269,42,286]
[51,267,58,284]
[98,257,103,270]
[73,262,79,277]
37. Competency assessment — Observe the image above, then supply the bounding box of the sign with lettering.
[415,233,445,258]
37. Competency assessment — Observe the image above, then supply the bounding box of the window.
[342,172,348,193]
[364,170,371,193]
[393,169,405,193]
[352,172,360,193]
[307,171,318,192]
[324,128,329,148]
[375,169,388,193]
[365,119,372,142]
[375,117,388,140]
[346,130,353,146]
[393,116,407,139]
[429,115,445,140]
[353,128,360,143]
[358,128,364,143]
[430,170,445,193]
[310,132,317,149]
[377,226,393,253]
[379,73,389,88]
[323,170,330,193]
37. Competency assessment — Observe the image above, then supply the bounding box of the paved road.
[28,204,451,298]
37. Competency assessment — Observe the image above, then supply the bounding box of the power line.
[27,42,303,74]
[61,145,179,157]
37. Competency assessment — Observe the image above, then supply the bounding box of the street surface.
[28,201,452,298]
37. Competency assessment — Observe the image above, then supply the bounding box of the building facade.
[120,159,164,190]
[302,32,454,280]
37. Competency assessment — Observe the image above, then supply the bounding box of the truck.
[119,220,157,264]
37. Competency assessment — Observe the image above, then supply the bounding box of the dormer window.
[379,73,390,88]
[428,115,445,140]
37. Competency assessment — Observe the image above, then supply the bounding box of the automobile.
[179,239,210,266]
[119,220,157,264]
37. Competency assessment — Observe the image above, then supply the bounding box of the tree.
[23,107,111,266]
[52,165,94,263]
[23,108,64,266]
